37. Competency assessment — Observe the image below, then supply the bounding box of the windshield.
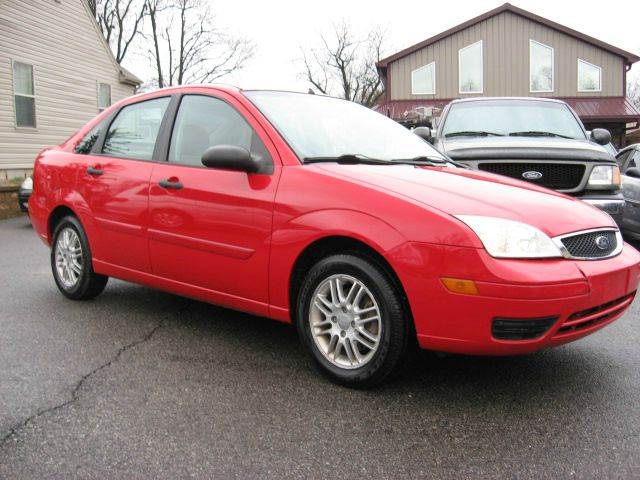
[441,99,587,140]
[244,91,447,162]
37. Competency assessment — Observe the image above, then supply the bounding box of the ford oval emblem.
[595,235,611,250]
[522,171,543,180]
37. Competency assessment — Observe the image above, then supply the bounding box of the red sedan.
[29,85,640,387]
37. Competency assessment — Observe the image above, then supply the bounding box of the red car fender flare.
[267,208,407,321]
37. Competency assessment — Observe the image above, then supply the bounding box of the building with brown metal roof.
[376,3,640,146]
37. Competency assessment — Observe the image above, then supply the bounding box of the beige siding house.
[0,0,141,181]
[377,3,640,145]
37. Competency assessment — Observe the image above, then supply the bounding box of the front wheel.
[51,216,108,300]
[296,254,410,388]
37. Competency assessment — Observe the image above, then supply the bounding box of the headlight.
[21,176,33,190]
[588,165,620,187]
[455,215,562,259]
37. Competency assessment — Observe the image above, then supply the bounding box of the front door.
[147,93,280,313]
[79,96,171,272]
[622,150,640,234]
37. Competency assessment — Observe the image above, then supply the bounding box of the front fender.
[268,208,407,321]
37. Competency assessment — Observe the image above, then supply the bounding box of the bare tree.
[95,0,147,64]
[300,22,386,107]
[628,72,640,110]
[144,0,253,87]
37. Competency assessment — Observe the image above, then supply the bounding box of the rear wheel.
[51,216,108,300]
[296,254,410,388]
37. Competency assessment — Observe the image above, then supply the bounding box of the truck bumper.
[579,193,625,227]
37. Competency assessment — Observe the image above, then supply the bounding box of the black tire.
[296,253,410,388]
[51,215,108,300]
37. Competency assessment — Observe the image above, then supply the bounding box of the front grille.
[492,316,559,340]
[478,163,585,190]
[555,293,635,335]
[560,230,617,259]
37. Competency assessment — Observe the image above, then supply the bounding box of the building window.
[578,59,601,92]
[98,83,112,111]
[12,61,36,128]
[459,41,483,94]
[411,62,435,95]
[530,40,554,92]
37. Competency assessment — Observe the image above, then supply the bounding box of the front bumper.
[390,242,640,355]
[579,193,625,227]
[18,188,31,212]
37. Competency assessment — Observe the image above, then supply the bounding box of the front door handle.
[159,178,183,190]
[87,166,103,176]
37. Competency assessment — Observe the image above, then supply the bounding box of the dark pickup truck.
[417,97,624,225]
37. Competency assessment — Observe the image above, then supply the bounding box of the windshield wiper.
[391,156,449,166]
[509,131,574,139]
[444,130,504,138]
[303,154,390,165]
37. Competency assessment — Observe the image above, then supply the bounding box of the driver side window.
[168,95,271,167]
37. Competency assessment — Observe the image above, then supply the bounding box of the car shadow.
[94,280,625,411]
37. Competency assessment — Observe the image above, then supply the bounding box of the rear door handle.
[87,166,103,176]
[159,179,183,190]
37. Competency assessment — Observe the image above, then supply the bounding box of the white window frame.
[529,39,554,93]
[458,40,483,94]
[98,82,112,112]
[411,62,436,95]
[577,59,602,92]
[12,60,36,129]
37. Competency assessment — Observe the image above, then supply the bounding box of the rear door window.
[102,97,170,161]
[75,120,106,154]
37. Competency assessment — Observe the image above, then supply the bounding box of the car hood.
[441,137,614,162]
[314,163,615,237]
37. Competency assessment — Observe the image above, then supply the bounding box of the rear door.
[147,91,281,314]
[78,96,172,272]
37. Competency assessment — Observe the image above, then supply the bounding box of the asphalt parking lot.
[1,216,639,479]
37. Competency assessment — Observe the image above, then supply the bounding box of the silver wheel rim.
[309,274,382,369]
[54,227,83,289]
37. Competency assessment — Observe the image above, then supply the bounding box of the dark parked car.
[417,98,624,225]
[18,176,32,212]
[616,144,640,239]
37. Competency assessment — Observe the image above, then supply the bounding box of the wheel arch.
[287,235,414,333]
[48,205,78,243]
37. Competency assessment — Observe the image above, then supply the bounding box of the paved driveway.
[1,216,639,479]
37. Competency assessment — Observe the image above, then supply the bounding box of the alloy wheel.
[309,274,382,369]
[54,227,83,289]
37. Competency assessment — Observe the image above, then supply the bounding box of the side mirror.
[413,126,433,143]
[590,128,611,146]
[201,145,260,173]
[625,167,640,179]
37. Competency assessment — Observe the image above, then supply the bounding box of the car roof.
[449,96,567,105]
[617,143,640,155]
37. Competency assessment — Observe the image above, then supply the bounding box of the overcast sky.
[124,0,640,90]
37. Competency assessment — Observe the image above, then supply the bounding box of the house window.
[12,61,36,128]
[578,59,601,92]
[459,41,483,94]
[530,40,554,92]
[98,83,112,111]
[411,62,435,95]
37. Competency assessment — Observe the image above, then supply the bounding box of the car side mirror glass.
[413,126,433,143]
[590,128,611,146]
[201,145,260,173]
[625,167,640,179]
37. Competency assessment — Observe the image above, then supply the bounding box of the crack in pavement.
[0,319,166,448]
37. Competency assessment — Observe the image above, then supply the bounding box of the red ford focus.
[29,86,639,387]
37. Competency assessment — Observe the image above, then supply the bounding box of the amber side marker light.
[441,277,479,295]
